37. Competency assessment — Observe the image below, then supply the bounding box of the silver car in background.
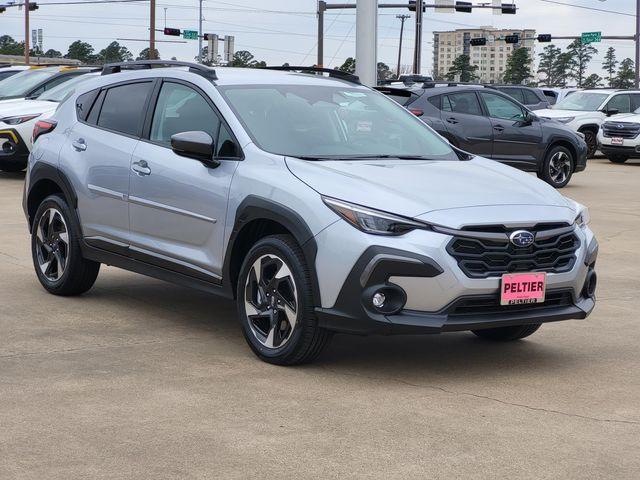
[23,62,598,365]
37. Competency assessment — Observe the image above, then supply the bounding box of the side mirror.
[170,131,220,168]
[520,112,535,126]
[602,108,619,117]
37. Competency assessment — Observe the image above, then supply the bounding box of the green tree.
[97,41,133,64]
[502,47,532,84]
[537,44,561,86]
[377,61,393,81]
[582,73,604,88]
[137,47,159,60]
[229,50,261,67]
[65,40,95,63]
[614,58,635,89]
[553,52,575,87]
[43,48,62,58]
[445,54,478,82]
[566,39,597,87]
[0,35,25,56]
[337,57,356,74]
[602,47,618,87]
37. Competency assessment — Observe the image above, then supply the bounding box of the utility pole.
[24,0,30,65]
[317,1,326,67]
[149,0,156,59]
[198,0,203,62]
[355,0,377,86]
[413,0,424,74]
[636,0,640,88]
[396,14,410,77]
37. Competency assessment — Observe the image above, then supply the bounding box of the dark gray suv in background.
[378,85,588,188]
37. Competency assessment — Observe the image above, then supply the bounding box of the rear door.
[128,79,241,280]
[66,80,154,249]
[478,91,543,170]
[440,91,493,157]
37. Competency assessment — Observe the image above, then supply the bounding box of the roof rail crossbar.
[260,66,361,85]
[101,60,217,81]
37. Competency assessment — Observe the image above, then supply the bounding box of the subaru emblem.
[618,124,625,128]
[509,230,535,248]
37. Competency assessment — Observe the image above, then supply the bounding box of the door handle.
[446,117,459,124]
[493,125,505,133]
[72,138,87,151]
[131,160,151,176]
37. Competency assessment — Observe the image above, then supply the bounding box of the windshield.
[218,84,457,160]
[0,68,57,100]
[39,74,95,102]
[554,92,608,111]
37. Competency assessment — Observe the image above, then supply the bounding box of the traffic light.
[28,2,38,10]
[0,7,5,13]
[203,33,213,40]
[163,27,181,36]
[455,1,472,13]
[470,38,487,46]
[502,3,516,14]
[504,34,520,44]
[537,34,552,43]
[408,1,426,12]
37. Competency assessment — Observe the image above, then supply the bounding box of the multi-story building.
[433,27,536,84]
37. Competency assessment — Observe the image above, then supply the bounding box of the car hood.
[286,156,573,221]
[0,100,57,118]
[536,108,593,118]
[606,112,640,122]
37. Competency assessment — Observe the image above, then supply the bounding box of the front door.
[128,80,241,281]
[440,91,493,157]
[479,91,543,171]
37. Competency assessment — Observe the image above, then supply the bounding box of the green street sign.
[183,30,198,40]
[581,31,601,44]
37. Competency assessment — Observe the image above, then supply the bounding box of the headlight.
[568,199,590,228]
[554,116,575,124]
[322,197,427,236]
[0,114,41,125]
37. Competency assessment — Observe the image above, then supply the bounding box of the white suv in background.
[537,89,640,157]
[598,109,640,164]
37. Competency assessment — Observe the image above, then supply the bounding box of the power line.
[537,0,634,17]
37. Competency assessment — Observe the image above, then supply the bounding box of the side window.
[427,95,441,110]
[523,89,540,105]
[216,123,241,158]
[87,90,106,125]
[480,92,526,121]
[443,92,483,116]
[97,82,153,136]
[76,89,100,122]
[42,75,75,92]
[150,82,220,146]
[441,95,453,112]
[501,88,524,103]
[607,94,631,113]
[631,94,640,112]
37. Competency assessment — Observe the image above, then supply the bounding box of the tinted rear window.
[523,89,541,105]
[97,82,153,136]
[498,87,524,103]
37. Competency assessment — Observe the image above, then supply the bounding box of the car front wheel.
[237,234,332,365]
[539,145,574,188]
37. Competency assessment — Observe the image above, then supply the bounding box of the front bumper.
[0,128,29,169]
[599,143,640,158]
[315,222,598,336]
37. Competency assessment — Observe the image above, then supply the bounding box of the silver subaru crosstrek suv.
[23,61,598,365]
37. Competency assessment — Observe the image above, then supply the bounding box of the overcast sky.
[1,0,637,77]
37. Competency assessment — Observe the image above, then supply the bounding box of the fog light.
[372,292,386,308]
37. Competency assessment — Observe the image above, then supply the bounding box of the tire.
[31,194,100,296]
[539,145,574,188]
[608,155,629,164]
[472,324,541,341]
[582,130,597,158]
[236,234,332,365]
[0,159,27,173]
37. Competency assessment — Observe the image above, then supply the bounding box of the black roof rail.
[101,60,217,81]
[260,65,361,85]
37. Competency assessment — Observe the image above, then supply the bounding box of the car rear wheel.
[539,145,574,188]
[472,324,541,341]
[237,234,332,365]
[607,155,629,164]
[31,194,100,296]
[582,130,597,158]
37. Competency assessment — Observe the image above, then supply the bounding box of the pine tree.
[538,44,561,86]
[445,55,479,82]
[602,47,618,87]
[582,74,603,89]
[614,58,635,89]
[566,39,598,87]
[502,47,533,84]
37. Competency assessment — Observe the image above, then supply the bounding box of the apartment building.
[433,27,536,83]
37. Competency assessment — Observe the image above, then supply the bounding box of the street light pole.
[396,14,410,77]
[24,0,30,65]
[198,0,203,62]
[636,0,640,87]
[355,0,378,86]
[413,0,424,74]
[149,0,156,59]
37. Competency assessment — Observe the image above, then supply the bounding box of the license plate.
[611,137,624,146]
[500,273,546,306]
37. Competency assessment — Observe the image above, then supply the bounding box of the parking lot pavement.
[0,161,639,479]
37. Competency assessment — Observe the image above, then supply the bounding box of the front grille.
[447,226,580,278]
[602,122,640,139]
[447,290,574,316]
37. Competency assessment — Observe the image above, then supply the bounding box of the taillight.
[409,108,424,117]
[32,119,57,143]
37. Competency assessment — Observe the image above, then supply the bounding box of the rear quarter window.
[76,89,100,121]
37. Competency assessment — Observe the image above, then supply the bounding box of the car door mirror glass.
[171,131,219,167]
[603,108,619,117]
